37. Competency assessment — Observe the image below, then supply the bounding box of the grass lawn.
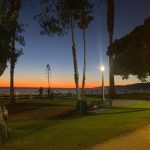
[0,98,150,150]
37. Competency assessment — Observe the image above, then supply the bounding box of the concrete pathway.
[92,125,150,150]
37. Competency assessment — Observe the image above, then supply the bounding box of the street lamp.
[100,65,105,101]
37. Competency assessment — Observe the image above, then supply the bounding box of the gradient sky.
[1,0,150,88]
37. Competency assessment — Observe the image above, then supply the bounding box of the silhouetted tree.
[0,1,13,76]
[46,64,51,98]
[8,20,25,103]
[78,9,93,97]
[9,48,23,104]
[35,0,93,100]
[107,0,115,98]
[0,0,22,77]
[110,17,150,81]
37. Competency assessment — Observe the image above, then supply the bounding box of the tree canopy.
[35,0,93,99]
[35,0,93,36]
[0,0,23,76]
[0,1,12,76]
[110,17,150,81]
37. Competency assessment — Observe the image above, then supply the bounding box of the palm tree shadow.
[88,107,150,116]
[7,108,75,142]
[8,119,65,142]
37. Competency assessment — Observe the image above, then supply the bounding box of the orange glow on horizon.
[1,77,140,88]
[1,80,110,88]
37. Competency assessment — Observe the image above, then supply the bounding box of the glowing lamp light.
[100,66,105,72]
[100,65,105,101]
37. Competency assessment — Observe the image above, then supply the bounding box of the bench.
[89,99,112,110]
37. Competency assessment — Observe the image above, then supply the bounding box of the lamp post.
[100,66,105,101]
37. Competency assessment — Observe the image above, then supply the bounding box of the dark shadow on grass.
[47,107,150,121]
[8,119,66,142]
[6,102,73,114]
[88,107,150,116]
[5,102,150,142]
[8,109,75,142]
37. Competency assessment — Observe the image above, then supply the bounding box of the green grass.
[87,93,150,100]
[0,96,97,107]
[1,99,150,150]
[115,93,150,100]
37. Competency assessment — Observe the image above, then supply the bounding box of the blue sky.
[1,0,150,88]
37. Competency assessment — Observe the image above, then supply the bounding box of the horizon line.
[0,82,147,89]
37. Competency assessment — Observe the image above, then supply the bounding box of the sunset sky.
[1,0,150,88]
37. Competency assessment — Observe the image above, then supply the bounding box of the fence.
[0,92,75,100]
[0,89,150,100]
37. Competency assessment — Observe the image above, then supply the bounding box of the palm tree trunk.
[10,35,16,104]
[109,35,115,99]
[10,57,15,104]
[81,29,86,97]
[107,0,115,99]
[71,18,80,100]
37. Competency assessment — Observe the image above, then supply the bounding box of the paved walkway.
[92,125,150,150]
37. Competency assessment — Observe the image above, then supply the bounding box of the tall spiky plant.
[107,0,115,99]
[46,64,52,98]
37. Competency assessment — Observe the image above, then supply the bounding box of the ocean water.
[0,88,101,95]
[0,88,75,95]
[1,87,147,95]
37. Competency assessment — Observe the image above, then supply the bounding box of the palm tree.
[107,0,115,98]
[78,12,93,97]
[59,0,85,100]
[65,0,93,100]
[57,0,81,100]
[70,16,80,100]
[35,0,93,100]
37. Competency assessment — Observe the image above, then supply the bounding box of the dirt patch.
[8,107,74,122]
[92,125,150,150]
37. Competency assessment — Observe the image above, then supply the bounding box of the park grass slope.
[0,99,150,150]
